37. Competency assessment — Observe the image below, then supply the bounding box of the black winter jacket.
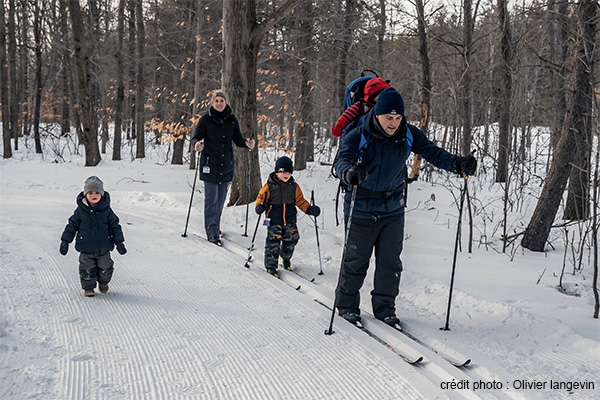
[255,173,310,226]
[61,192,125,255]
[335,109,458,219]
[191,105,249,184]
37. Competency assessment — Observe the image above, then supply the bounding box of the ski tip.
[409,356,424,364]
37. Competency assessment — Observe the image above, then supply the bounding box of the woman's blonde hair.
[211,90,227,103]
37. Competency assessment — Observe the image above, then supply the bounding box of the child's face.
[276,172,292,182]
[86,191,102,204]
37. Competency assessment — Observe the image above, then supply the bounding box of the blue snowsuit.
[334,109,458,320]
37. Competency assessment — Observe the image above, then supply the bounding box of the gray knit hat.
[84,176,104,196]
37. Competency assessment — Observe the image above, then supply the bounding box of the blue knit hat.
[274,156,293,173]
[374,88,404,116]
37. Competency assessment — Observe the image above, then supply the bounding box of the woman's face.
[212,96,226,112]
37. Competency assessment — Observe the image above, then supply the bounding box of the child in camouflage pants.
[255,156,320,276]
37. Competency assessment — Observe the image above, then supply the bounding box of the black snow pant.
[79,251,114,290]
[335,213,405,320]
[264,223,299,270]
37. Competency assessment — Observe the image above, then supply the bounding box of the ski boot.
[266,268,279,279]
[282,259,293,271]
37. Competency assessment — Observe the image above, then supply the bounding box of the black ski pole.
[441,174,468,331]
[182,154,201,238]
[243,138,253,237]
[325,185,358,335]
[244,197,265,268]
[310,190,324,275]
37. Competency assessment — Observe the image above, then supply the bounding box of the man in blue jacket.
[334,87,477,327]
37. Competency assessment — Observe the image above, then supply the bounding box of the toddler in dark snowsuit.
[60,176,126,297]
[255,156,320,277]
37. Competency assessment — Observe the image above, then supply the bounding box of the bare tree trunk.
[563,0,595,221]
[19,0,29,140]
[549,0,570,151]
[113,0,126,161]
[59,0,71,137]
[522,0,596,252]
[335,0,354,114]
[592,126,599,318]
[68,0,101,166]
[459,0,474,156]
[294,0,313,169]
[190,0,205,170]
[135,0,146,159]
[128,0,136,141]
[7,0,18,150]
[222,0,299,206]
[32,1,42,154]
[496,0,512,183]
[377,0,386,76]
[0,0,12,158]
[409,0,432,182]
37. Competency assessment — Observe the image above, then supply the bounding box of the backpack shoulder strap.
[406,125,414,154]
[357,125,370,161]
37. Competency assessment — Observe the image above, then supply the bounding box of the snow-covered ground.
[1,139,598,399]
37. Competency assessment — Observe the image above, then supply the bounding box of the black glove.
[116,242,127,255]
[344,165,367,186]
[456,154,477,176]
[255,203,266,215]
[59,241,69,256]
[306,205,321,217]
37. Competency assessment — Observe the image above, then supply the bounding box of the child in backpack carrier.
[331,77,391,137]
[255,156,321,278]
[59,176,127,297]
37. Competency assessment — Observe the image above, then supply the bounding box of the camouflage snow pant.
[79,251,114,290]
[264,223,299,270]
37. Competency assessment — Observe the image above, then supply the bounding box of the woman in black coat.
[191,90,255,246]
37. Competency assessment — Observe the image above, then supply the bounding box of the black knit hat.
[274,156,293,173]
[374,87,405,116]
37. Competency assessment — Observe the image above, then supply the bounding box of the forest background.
[0,0,598,286]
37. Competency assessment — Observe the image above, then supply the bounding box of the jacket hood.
[267,171,296,186]
[77,191,111,211]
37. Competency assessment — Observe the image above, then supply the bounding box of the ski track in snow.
[1,192,429,400]
[2,162,599,400]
